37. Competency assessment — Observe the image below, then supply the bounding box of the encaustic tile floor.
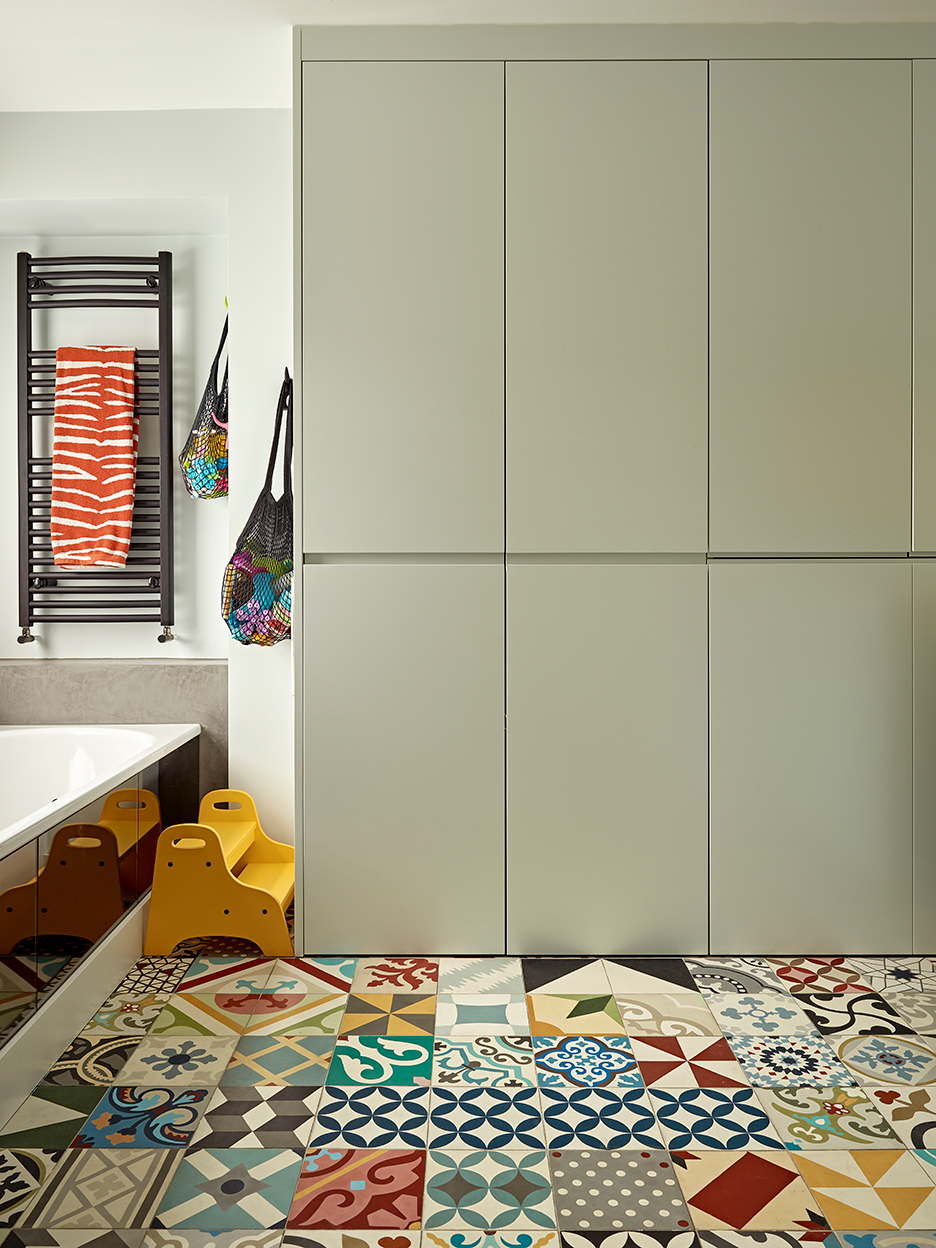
[7,955,936,1248]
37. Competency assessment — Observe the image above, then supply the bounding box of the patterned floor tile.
[148,994,259,1037]
[283,1233,419,1248]
[868,1085,936,1150]
[879,990,936,1035]
[630,1038,748,1089]
[429,1088,545,1149]
[434,1037,537,1089]
[219,1036,334,1087]
[796,1149,936,1229]
[708,994,817,1037]
[540,1088,664,1150]
[438,959,525,996]
[528,998,624,1038]
[426,1233,558,1248]
[117,1038,238,1087]
[152,1148,303,1230]
[0,1090,101,1150]
[81,995,170,1038]
[340,996,434,1038]
[726,1036,855,1088]
[521,964,612,997]
[602,961,699,997]
[696,1236,839,1248]
[20,1149,181,1228]
[670,1149,821,1230]
[145,1233,281,1248]
[326,1036,433,1086]
[0,995,35,1032]
[0,1149,65,1227]
[555,1234,695,1248]
[0,958,70,995]
[685,958,790,998]
[189,1085,321,1148]
[114,958,192,997]
[765,960,872,997]
[351,960,439,995]
[614,996,721,1039]
[835,1235,936,1248]
[309,1088,429,1149]
[176,958,275,995]
[847,959,936,994]
[264,958,358,996]
[71,1087,210,1149]
[833,1037,936,1087]
[765,1085,905,1155]
[286,1147,424,1229]
[533,1037,641,1091]
[548,1148,692,1232]
[242,995,348,1038]
[423,1148,555,1230]
[437,999,530,1038]
[796,994,915,1038]
[651,1088,783,1150]
[39,1037,142,1089]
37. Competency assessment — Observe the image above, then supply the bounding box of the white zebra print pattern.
[50,345,137,568]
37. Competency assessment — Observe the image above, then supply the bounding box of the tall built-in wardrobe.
[293,24,936,957]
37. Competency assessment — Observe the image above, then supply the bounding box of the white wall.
[0,110,295,843]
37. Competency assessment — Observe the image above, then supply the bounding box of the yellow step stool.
[97,788,162,895]
[143,789,295,956]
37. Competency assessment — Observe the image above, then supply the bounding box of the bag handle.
[212,361,229,431]
[263,369,293,502]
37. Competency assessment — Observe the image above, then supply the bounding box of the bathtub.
[0,723,200,855]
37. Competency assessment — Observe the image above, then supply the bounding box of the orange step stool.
[143,789,294,956]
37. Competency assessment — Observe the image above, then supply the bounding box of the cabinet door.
[709,60,911,554]
[506,562,709,953]
[710,561,912,953]
[302,564,505,953]
[914,561,936,950]
[301,61,504,553]
[914,62,936,552]
[506,62,708,554]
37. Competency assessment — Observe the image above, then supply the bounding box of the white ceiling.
[4,0,935,112]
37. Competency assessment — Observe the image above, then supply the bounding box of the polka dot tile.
[547,1147,693,1231]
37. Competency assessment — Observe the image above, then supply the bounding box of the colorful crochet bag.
[221,369,293,646]
[179,316,229,499]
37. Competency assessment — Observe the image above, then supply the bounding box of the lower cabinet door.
[710,560,913,954]
[302,563,505,953]
[506,562,709,954]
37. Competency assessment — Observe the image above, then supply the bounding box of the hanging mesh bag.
[179,316,229,499]
[221,369,293,646]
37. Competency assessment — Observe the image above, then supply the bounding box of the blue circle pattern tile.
[429,1086,544,1148]
[650,1087,784,1150]
[425,1148,554,1231]
[540,1086,664,1149]
[310,1086,429,1148]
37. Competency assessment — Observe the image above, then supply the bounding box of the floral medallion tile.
[540,1088,664,1150]
[669,1149,821,1230]
[726,1036,855,1088]
[795,993,915,1038]
[284,1233,420,1248]
[71,1087,210,1149]
[528,998,624,1038]
[117,1037,238,1087]
[846,959,936,995]
[709,994,817,1037]
[0,1149,65,1227]
[795,1149,936,1229]
[685,958,790,998]
[340,996,435,1038]
[309,1087,429,1149]
[351,959,439,995]
[327,1035,433,1086]
[429,1087,545,1149]
[548,1148,693,1232]
[438,959,526,996]
[557,1233,696,1248]
[175,957,275,995]
[833,1037,936,1087]
[533,1037,641,1091]
[423,1148,555,1230]
[765,960,872,997]
[148,993,260,1037]
[757,1086,904,1150]
[286,1146,425,1229]
[115,958,192,996]
[220,1036,335,1087]
[189,1085,321,1148]
[630,1037,747,1089]
[39,1035,142,1088]
[19,1149,182,1229]
[242,994,348,1038]
[0,1088,102,1150]
[265,958,358,995]
[650,1088,783,1150]
[82,993,170,1037]
[880,990,936,1035]
[614,996,721,1039]
[437,998,530,1038]
[434,1037,537,1089]
[152,1147,304,1230]
[146,1233,282,1248]
[868,1086,936,1148]
[601,961,699,997]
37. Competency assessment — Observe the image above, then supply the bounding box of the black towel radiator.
[16,252,174,643]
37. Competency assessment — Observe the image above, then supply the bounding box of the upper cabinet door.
[914,61,936,553]
[301,62,504,553]
[709,60,911,554]
[505,62,708,554]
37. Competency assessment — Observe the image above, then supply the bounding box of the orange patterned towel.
[51,346,137,569]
